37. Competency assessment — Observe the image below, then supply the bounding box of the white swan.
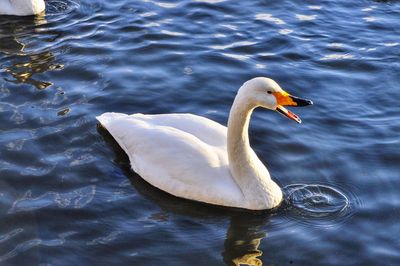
[0,0,45,16]
[97,77,313,210]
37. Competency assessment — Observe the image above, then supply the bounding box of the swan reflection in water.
[0,14,62,90]
[99,126,275,266]
[223,215,266,266]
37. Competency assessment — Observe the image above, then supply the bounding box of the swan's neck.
[227,94,256,177]
[227,91,282,209]
[2,0,45,16]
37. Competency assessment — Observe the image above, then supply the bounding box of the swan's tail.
[96,112,128,127]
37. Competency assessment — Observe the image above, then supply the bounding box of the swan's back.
[97,112,244,207]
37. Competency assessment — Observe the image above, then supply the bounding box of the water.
[0,0,399,265]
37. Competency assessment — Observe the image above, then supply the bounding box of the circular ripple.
[283,184,355,227]
[45,0,81,16]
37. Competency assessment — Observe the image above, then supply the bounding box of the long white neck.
[1,0,45,16]
[227,89,282,209]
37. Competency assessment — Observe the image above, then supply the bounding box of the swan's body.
[97,78,312,210]
[0,0,45,16]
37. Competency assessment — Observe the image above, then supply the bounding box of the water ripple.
[283,184,359,228]
[142,0,179,9]
[296,14,317,21]
[87,230,122,245]
[0,229,24,244]
[255,13,285,25]
[8,186,96,213]
[0,236,65,263]
[45,0,81,17]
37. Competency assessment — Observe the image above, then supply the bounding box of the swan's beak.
[273,91,313,124]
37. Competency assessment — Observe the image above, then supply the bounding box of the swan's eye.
[267,91,272,94]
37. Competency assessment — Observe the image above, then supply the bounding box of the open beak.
[273,91,313,124]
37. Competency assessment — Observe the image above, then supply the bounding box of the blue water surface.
[0,0,399,265]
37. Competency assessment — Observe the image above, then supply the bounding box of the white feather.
[1,0,45,16]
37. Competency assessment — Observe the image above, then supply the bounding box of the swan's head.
[240,77,313,123]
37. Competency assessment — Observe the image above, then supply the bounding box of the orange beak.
[272,91,313,123]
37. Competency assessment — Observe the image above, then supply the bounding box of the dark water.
[1,0,399,265]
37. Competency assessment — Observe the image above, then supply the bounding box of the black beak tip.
[291,96,313,106]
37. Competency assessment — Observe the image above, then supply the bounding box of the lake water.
[0,0,399,265]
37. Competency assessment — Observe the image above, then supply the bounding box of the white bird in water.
[0,0,45,16]
[97,77,313,210]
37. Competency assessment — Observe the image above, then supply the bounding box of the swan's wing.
[129,113,228,147]
[97,112,244,207]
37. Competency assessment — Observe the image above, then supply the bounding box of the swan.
[97,77,313,210]
[0,0,45,16]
